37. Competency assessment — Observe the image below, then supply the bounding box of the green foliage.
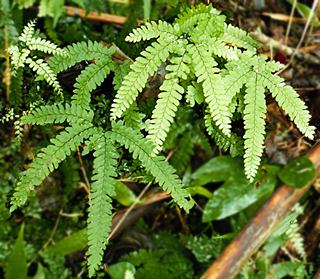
[111,4,314,181]
[8,20,64,94]
[2,4,317,279]
[120,232,194,279]
[278,155,316,188]
[5,225,27,279]
[9,22,194,277]
[189,156,279,221]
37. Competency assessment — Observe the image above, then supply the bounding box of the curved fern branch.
[111,122,194,212]
[111,38,177,120]
[188,44,231,136]
[10,124,94,210]
[26,57,62,94]
[48,41,115,73]
[21,103,94,125]
[72,57,114,109]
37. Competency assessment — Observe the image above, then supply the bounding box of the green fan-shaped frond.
[111,122,194,212]
[25,57,62,94]
[8,46,30,70]
[262,72,315,139]
[19,20,36,45]
[243,73,266,181]
[188,44,231,136]
[21,103,94,125]
[27,37,65,55]
[204,113,244,157]
[111,38,177,120]
[10,123,94,210]
[223,24,259,51]
[48,41,115,73]
[72,58,113,109]
[87,133,118,277]
[125,20,175,42]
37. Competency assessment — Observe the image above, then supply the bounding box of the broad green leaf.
[5,224,27,279]
[108,262,136,279]
[278,155,316,188]
[202,166,278,221]
[190,156,243,186]
[286,0,312,19]
[33,264,46,279]
[114,181,137,206]
[187,186,212,199]
[45,229,87,256]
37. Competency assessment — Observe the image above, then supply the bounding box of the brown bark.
[64,6,143,25]
[201,141,320,279]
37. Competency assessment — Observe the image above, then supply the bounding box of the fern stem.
[77,148,91,195]
[107,181,152,241]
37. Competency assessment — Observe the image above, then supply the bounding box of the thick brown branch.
[202,141,320,279]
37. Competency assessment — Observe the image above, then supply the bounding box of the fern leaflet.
[87,133,118,277]
[11,124,94,210]
[111,122,194,212]
[21,103,94,125]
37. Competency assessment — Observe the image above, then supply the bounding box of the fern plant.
[8,20,65,95]
[10,26,193,277]
[111,4,315,181]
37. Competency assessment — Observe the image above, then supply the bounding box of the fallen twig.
[201,141,320,279]
[64,5,143,25]
[251,31,320,64]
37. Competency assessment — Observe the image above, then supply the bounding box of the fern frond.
[8,46,30,70]
[223,24,259,51]
[10,124,94,210]
[111,39,176,120]
[209,38,241,61]
[286,220,306,260]
[25,57,62,93]
[27,37,65,55]
[262,73,315,139]
[111,122,194,212]
[243,73,266,181]
[125,20,175,42]
[147,54,188,154]
[48,41,115,73]
[19,20,36,45]
[147,77,184,154]
[204,113,244,157]
[188,44,231,136]
[186,83,204,107]
[72,58,113,109]
[123,104,145,130]
[175,4,220,34]
[21,103,94,125]
[87,133,118,277]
